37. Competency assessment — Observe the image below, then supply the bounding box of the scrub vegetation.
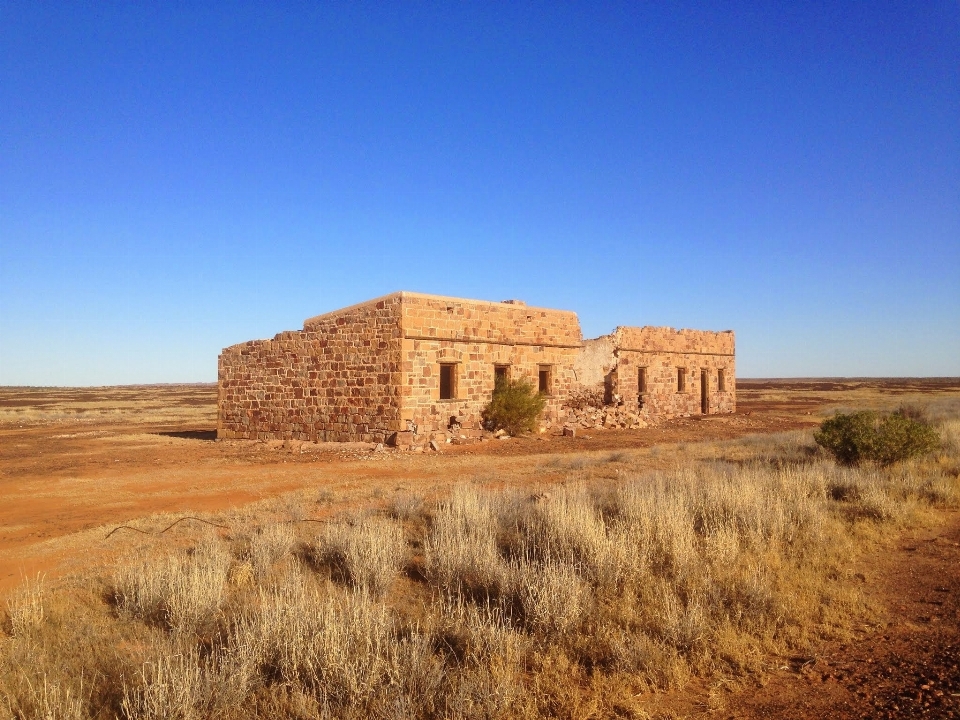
[481,377,547,437]
[814,408,941,467]
[2,407,958,719]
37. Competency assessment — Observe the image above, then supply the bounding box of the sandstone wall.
[398,293,582,434]
[562,326,735,428]
[218,295,404,442]
[612,326,736,419]
[218,291,736,446]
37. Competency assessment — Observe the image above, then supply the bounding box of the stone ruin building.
[217,291,735,446]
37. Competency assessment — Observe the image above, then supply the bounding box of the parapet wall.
[614,326,735,356]
[218,295,404,442]
[400,292,582,346]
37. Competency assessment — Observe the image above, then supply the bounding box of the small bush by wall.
[481,377,546,436]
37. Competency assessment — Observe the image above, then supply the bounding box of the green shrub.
[482,377,546,436]
[874,410,942,465]
[814,409,940,466]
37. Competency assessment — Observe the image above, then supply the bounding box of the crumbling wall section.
[218,295,404,442]
[572,334,616,393]
[564,326,736,428]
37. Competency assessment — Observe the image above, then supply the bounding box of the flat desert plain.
[1,378,959,718]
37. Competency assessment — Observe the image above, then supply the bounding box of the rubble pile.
[562,402,649,430]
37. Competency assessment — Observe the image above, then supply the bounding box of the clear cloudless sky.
[1,2,958,385]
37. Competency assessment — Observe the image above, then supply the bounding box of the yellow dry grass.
[2,408,958,719]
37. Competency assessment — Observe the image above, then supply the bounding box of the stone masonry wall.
[218,292,736,445]
[562,326,735,428]
[398,293,582,435]
[613,326,736,420]
[218,295,404,442]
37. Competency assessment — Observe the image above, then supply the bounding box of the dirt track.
[628,508,960,719]
[732,511,960,719]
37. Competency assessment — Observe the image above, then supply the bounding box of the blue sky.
[1,2,957,384]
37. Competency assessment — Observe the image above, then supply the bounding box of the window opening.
[718,369,726,392]
[439,363,456,400]
[677,367,686,393]
[494,364,509,388]
[538,365,552,394]
[638,367,647,408]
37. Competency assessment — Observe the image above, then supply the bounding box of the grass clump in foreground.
[2,413,959,719]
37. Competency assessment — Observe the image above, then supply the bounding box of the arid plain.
[3,378,942,593]
[1,379,958,718]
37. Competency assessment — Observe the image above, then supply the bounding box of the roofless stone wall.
[218,295,403,442]
[611,326,735,420]
[217,292,736,444]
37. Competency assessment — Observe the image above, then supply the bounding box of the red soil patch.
[724,510,960,719]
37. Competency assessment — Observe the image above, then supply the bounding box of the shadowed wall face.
[217,296,404,443]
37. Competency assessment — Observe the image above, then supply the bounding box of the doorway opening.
[700,369,708,414]
[538,365,552,394]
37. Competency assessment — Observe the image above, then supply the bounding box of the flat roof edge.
[304,291,579,328]
[397,291,578,315]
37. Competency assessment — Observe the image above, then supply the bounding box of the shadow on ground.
[156,430,217,441]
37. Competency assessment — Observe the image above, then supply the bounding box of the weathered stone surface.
[217,292,736,444]
[218,293,404,443]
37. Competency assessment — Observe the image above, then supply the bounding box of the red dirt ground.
[0,380,834,594]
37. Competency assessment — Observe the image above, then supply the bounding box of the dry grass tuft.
[244,522,294,579]
[113,533,229,631]
[4,575,44,638]
[121,649,203,720]
[390,491,425,521]
[317,517,406,597]
[515,557,587,635]
[424,486,511,597]
[230,576,440,715]
[0,674,85,720]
